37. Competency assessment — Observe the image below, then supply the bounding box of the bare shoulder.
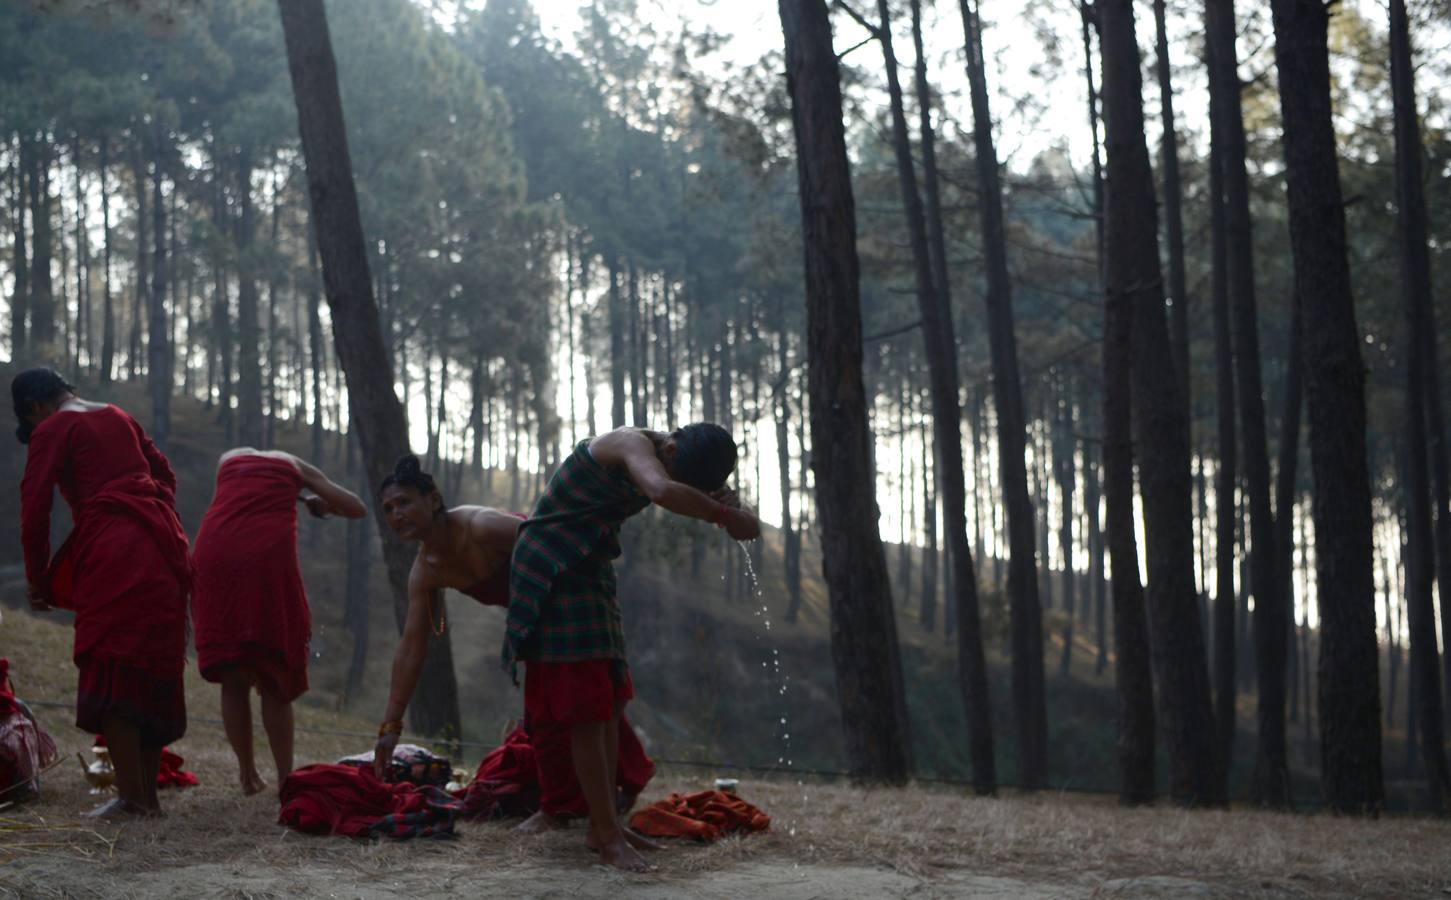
[461,506,523,544]
[588,427,653,467]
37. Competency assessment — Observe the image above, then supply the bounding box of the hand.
[26,582,52,612]
[373,732,399,780]
[304,495,331,519]
[710,488,742,509]
[724,508,762,542]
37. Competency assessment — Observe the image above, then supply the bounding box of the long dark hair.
[671,423,737,492]
[379,453,441,501]
[11,368,75,445]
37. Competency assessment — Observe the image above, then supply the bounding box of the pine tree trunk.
[870,0,998,789]
[1273,300,1302,730]
[148,133,171,448]
[1152,0,1189,402]
[1100,0,1222,805]
[308,224,325,461]
[778,0,912,781]
[1269,0,1384,814]
[129,148,146,381]
[236,148,264,447]
[1390,0,1450,810]
[1057,376,1078,676]
[608,255,626,429]
[1101,162,1156,806]
[1208,130,1241,783]
[99,135,114,383]
[278,0,462,745]
[1205,0,1288,807]
[28,139,55,351]
[959,0,1044,790]
[776,305,803,622]
[11,134,29,359]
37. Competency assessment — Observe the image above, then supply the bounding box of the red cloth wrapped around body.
[629,790,771,841]
[20,406,191,742]
[192,455,310,701]
[456,718,654,819]
[21,406,191,677]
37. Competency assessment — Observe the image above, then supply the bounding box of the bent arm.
[132,416,177,500]
[296,458,367,519]
[615,434,762,539]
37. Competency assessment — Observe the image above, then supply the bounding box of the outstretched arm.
[296,458,367,519]
[374,562,433,777]
[612,432,762,540]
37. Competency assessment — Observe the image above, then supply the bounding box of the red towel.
[21,406,191,680]
[629,790,771,841]
[280,763,458,839]
[192,456,311,701]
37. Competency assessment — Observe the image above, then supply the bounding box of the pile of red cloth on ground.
[630,790,771,841]
[0,659,58,802]
[91,735,198,788]
[279,763,462,840]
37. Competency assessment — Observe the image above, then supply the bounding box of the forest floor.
[4,613,1449,898]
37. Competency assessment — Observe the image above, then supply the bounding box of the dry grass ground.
[3,610,1449,898]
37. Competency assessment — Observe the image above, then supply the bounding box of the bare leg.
[87,715,148,817]
[573,721,650,873]
[605,710,658,852]
[220,670,266,795]
[258,688,294,786]
[139,745,162,812]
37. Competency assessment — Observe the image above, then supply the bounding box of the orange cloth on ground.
[192,455,310,701]
[629,790,770,841]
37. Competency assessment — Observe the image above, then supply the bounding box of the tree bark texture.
[875,0,996,791]
[777,0,912,781]
[1099,0,1222,805]
[277,0,462,744]
[1268,0,1384,814]
[1389,0,1450,811]
[959,0,1045,791]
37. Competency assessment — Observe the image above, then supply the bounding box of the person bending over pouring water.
[503,424,761,872]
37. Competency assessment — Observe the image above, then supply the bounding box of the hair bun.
[394,454,422,477]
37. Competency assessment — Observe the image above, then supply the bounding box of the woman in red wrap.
[372,455,654,832]
[192,448,365,795]
[14,369,191,818]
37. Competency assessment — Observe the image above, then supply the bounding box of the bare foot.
[591,829,653,873]
[241,771,269,796]
[82,798,151,819]
[516,810,568,834]
[624,828,661,852]
[587,826,661,853]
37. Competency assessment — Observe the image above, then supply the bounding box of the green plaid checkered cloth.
[502,439,650,677]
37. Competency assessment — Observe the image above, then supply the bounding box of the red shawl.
[21,407,191,677]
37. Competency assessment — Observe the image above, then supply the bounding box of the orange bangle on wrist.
[378,719,403,737]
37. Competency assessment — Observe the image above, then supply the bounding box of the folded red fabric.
[629,790,771,841]
[279,763,458,839]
